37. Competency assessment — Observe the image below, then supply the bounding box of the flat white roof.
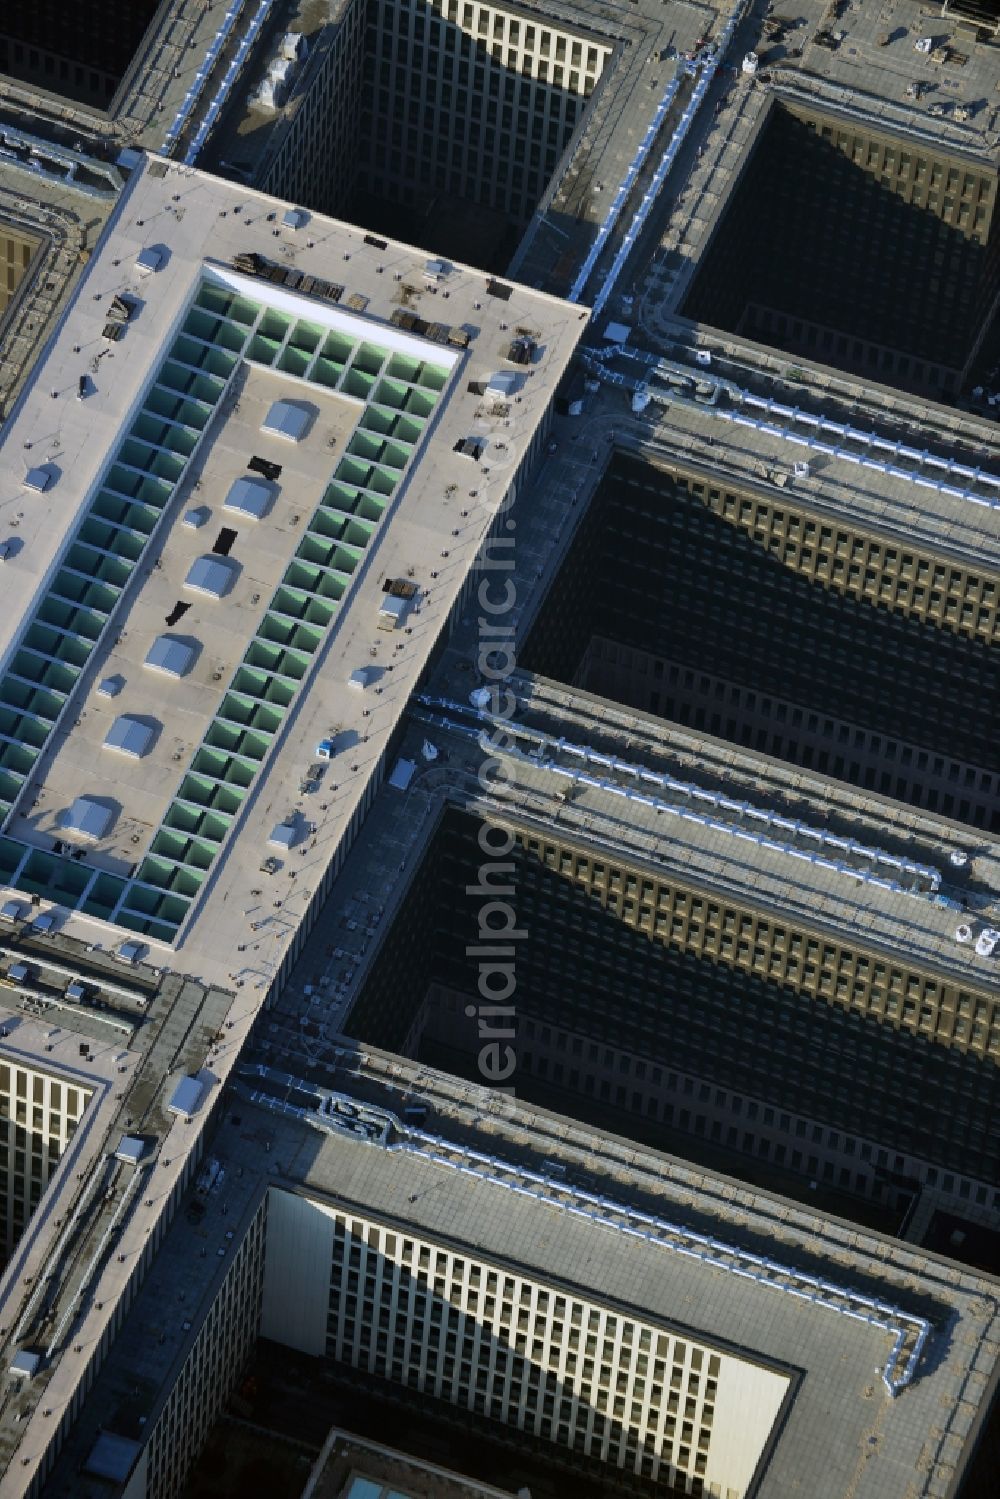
[0,154,584,986]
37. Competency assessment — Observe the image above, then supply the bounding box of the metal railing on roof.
[162,0,275,165]
[581,342,1000,515]
[413,694,947,901]
[568,0,750,313]
[393,1127,931,1398]
[228,1059,931,1396]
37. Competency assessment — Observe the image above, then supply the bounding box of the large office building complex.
[37,1053,1000,1499]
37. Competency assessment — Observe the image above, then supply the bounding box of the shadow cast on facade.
[521,453,1000,828]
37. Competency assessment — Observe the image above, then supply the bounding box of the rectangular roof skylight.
[104,716,155,759]
[224,475,274,520]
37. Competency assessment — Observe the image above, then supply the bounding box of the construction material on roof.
[83,1432,142,1483]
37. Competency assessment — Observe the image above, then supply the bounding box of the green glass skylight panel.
[0,273,456,937]
[289,320,323,353]
[322,330,355,364]
[278,346,311,377]
[311,358,343,388]
[248,335,281,365]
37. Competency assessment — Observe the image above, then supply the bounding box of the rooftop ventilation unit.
[184,555,238,598]
[282,206,308,231]
[104,715,156,759]
[388,757,416,790]
[167,1075,204,1119]
[24,465,54,493]
[975,928,1000,958]
[136,247,163,275]
[223,475,275,520]
[485,370,517,404]
[261,399,312,442]
[268,820,298,850]
[378,595,407,631]
[281,31,308,61]
[114,1135,145,1166]
[63,796,115,840]
[506,336,535,365]
[144,635,195,678]
[116,941,144,964]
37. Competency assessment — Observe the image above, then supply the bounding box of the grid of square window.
[328,1211,724,1490]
